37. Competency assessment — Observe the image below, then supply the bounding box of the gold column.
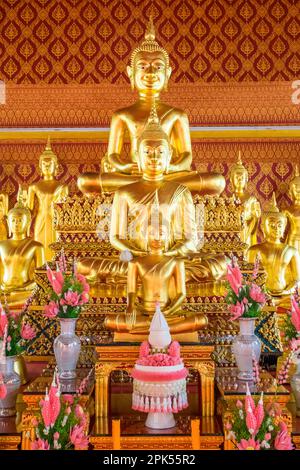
[112,419,121,450]
[195,362,215,417]
[191,418,201,450]
[95,363,114,417]
[20,409,36,450]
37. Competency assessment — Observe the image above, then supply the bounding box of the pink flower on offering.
[31,438,50,450]
[53,432,60,440]
[291,296,300,332]
[80,292,89,304]
[46,265,64,296]
[245,382,256,413]
[237,438,261,450]
[63,394,74,405]
[246,405,257,435]
[44,301,59,319]
[6,336,11,343]
[61,290,80,307]
[41,390,52,428]
[264,433,271,441]
[236,400,243,409]
[70,425,89,450]
[0,307,8,338]
[225,422,232,430]
[274,422,294,450]
[226,263,243,296]
[9,311,21,322]
[290,338,300,351]
[168,341,180,358]
[21,323,36,340]
[249,284,266,304]
[254,393,264,431]
[76,274,90,294]
[229,301,244,321]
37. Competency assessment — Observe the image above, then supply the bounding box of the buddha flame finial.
[46,135,52,151]
[145,16,155,42]
[237,150,243,165]
[130,17,169,67]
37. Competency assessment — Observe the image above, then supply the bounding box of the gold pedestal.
[95,344,215,418]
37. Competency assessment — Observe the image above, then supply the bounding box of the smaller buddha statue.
[25,137,68,261]
[0,199,45,307]
[230,152,261,247]
[105,223,207,335]
[0,193,8,241]
[284,164,300,253]
[247,193,300,304]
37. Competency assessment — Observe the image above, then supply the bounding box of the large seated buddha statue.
[78,109,227,334]
[0,200,45,307]
[247,193,300,305]
[77,18,225,196]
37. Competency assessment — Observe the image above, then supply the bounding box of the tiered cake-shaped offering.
[131,303,188,429]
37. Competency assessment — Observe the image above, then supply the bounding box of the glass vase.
[231,317,261,381]
[54,318,81,379]
[0,356,21,417]
[291,361,300,417]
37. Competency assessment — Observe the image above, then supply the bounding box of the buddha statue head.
[39,137,58,179]
[7,199,31,238]
[127,18,172,93]
[289,164,300,205]
[137,105,172,178]
[262,193,287,243]
[230,151,248,194]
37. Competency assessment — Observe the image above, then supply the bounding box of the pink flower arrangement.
[31,369,91,450]
[0,296,36,357]
[225,257,266,320]
[136,341,182,366]
[44,251,89,319]
[226,384,294,450]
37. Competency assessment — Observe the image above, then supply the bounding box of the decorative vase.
[291,361,300,417]
[0,356,21,417]
[232,317,261,381]
[54,318,81,379]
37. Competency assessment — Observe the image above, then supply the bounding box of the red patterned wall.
[0,0,299,84]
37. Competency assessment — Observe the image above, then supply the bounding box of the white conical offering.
[148,302,171,349]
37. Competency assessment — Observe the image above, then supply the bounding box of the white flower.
[268,425,274,431]
[239,409,244,418]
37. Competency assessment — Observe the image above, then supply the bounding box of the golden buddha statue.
[0,193,8,241]
[78,110,226,334]
[105,223,207,335]
[284,164,300,253]
[25,138,68,261]
[230,152,261,247]
[77,18,225,196]
[0,200,45,307]
[247,193,300,303]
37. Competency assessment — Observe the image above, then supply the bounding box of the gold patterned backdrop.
[0,0,299,83]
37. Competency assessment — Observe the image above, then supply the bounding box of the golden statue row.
[0,20,299,334]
